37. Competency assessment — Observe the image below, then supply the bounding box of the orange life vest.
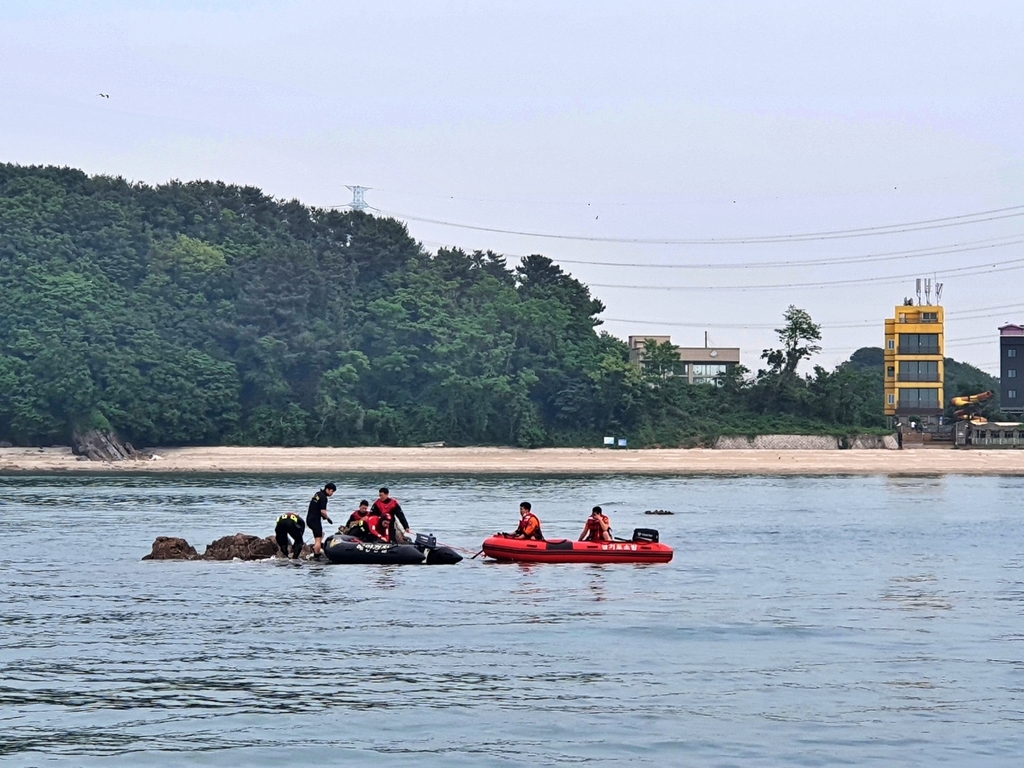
[516,512,543,540]
[583,514,611,541]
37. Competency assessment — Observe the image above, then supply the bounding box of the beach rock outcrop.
[72,429,152,462]
[202,533,278,561]
[142,536,199,560]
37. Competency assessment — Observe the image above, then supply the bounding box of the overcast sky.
[3,1,1022,374]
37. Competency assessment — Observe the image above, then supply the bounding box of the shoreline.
[2,445,1024,476]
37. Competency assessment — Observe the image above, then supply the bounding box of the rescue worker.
[343,500,371,529]
[306,482,336,559]
[363,513,391,542]
[508,501,543,540]
[371,487,410,542]
[274,512,306,559]
[342,500,387,542]
[579,506,612,542]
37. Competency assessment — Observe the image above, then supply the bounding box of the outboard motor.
[414,532,437,551]
[632,528,659,543]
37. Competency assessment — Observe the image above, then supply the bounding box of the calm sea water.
[2,472,1024,766]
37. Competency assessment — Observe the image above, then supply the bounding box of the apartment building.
[1000,324,1024,418]
[883,303,944,425]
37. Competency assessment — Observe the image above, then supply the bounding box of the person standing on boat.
[274,513,306,559]
[509,501,544,540]
[306,482,336,559]
[371,487,409,542]
[579,506,612,542]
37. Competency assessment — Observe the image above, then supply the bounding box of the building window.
[887,394,895,405]
[922,312,938,322]
[898,388,940,409]
[898,360,939,381]
[898,333,940,355]
[1009,369,1018,378]
[887,366,895,378]
[1009,349,1018,358]
[887,339,895,350]
[1010,390,1018,400]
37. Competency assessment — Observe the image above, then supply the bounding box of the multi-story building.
[627,335,740,385]
[883,303,944,426]
[1000,324,1024,418]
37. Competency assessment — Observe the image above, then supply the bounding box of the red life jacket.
[374,497,400,519]
[348,508,369,524]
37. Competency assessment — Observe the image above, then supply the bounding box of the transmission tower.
[345,185,372,212]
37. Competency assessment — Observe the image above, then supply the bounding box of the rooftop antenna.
[344,185,373,212]
[924,277,932,306]
[935,281,943,303]
[915,278,922,306]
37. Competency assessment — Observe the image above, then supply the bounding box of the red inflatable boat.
[481,528,673,564]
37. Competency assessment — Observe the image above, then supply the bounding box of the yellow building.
[883,303,944,424]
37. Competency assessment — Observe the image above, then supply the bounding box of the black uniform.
[306,489,332,539]
[275,513,306,558]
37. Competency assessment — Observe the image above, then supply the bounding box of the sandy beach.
[2,445,1024,475]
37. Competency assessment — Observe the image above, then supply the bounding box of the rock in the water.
[142,536,199,560]
[203,533,278,561]
[644,509,675,515]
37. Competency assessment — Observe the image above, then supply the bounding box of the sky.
[2,0,1022,374]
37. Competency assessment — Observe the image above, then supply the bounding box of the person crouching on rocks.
[579,506,612,542]
[306,482,336,559]
[275,513,306,559]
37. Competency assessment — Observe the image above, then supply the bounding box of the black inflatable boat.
[322,533,462,565]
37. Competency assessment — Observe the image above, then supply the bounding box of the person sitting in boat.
[372,487,410,542]
[506,502,544,540]
[345,512,390,543]
[342,500,371,530]
[579,506,612,542]
[274,512,306,559]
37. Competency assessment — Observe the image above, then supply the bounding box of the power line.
[422,234,1024,271]
[604,310,1024,333]
[385,203,1024,245]
[587,257,1024,291]
[548,235,1024,270]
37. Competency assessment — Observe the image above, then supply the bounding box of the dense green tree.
[0,163,915,447]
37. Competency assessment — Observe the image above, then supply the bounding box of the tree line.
[0,164,999,447]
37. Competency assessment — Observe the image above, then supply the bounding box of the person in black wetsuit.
[306,483,336,558]
[274,513,306,559]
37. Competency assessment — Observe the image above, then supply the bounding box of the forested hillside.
[0,164,932,447]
